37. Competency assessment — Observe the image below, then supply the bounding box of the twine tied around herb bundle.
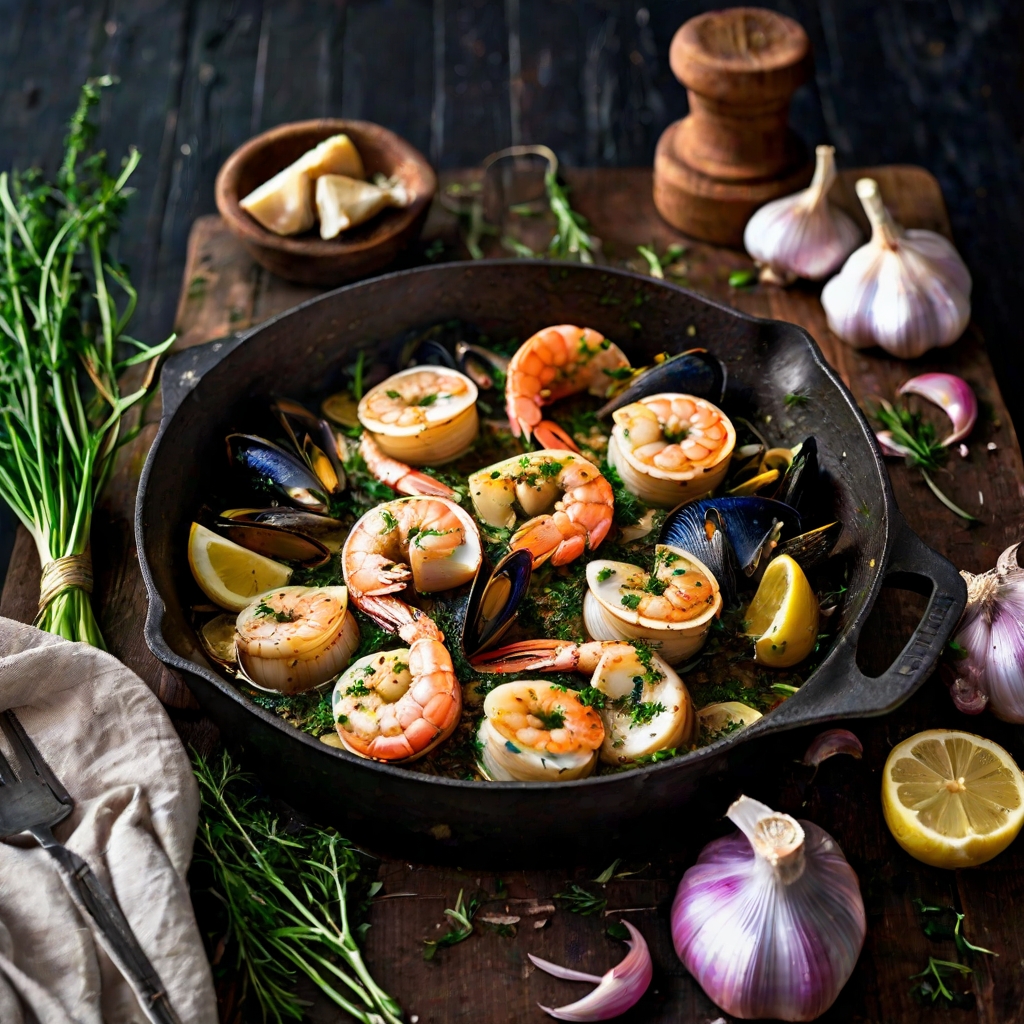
[35,552,94,621]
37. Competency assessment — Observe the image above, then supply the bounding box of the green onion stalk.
[0,77,174,647]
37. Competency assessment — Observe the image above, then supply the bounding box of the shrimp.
[506,325,630,440]
[467,449,614,567]
[477,680,604,781]
[342,495,482,601]
[235,585,359,693]
[613,394,734,472]
[340,496,480,762]
[359,432,457,498]
[332,636,460,762]
[472,641,694,767]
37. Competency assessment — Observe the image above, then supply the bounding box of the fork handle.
[31,827,184,1024]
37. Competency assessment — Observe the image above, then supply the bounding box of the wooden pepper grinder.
[654,7,814,247]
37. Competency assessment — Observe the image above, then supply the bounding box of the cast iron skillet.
[136,261,965,861]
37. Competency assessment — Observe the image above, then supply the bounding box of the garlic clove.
[743,145,862,285]
[530,920,652,1021]
[897,372,977,446]
[316,174,411,239]
[821,178,972,359]
[802,728,863,767]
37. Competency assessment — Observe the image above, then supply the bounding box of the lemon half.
[188,522,292,612]
[882,730,1024,869]
[744,554,819,668]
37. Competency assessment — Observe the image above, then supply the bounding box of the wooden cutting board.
[4,167,1023,1024]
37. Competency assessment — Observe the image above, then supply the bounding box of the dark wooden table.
[2,3,1024,1023]
[6,161,1024,1023]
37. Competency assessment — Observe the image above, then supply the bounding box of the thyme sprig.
[423,889,482,960]
[0,77,175,646]
[191,749,402,1024]
[873,399,978,521]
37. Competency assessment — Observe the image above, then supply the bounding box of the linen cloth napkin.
[0,616,218,1024]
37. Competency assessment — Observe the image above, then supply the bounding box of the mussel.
[271,397,347,495]
[198,613,239,670]
[226,434,330,513]
[204,513,331,568]
[775,521,842,569]
[597,348,727,418]
[660,496,802,603]
[406,337,458,369]
[461,549,532,657]
[776,437,818,513]
[223,507,347,553]
[455,342,509,391]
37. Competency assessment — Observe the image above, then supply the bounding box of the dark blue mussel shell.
[660,496,802,604]
[270,396,346,495]
[462,549,533,656]
[598,349,727,418]
[226,434,330,514]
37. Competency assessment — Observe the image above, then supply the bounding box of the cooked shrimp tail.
[471,638,634,674]
[359,433,457,498]
[357,594,444,644]
[533,419,581,453]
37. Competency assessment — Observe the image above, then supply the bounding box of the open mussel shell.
[198,613,238,670]
[456,342,509,390]
[597,348,727,418]
[404,337,457,369]
[776,437,818,513]
[223,507,347,553]
[660,496,801,604]
[270,397,346,494]
[775,521,842,569]
[206,515,331,568]
[462,549,532,657]
[226,434,330,513]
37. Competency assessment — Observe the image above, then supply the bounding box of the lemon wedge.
[188,522,292,612]
[744,554,819,667]
[881,729,1024,869]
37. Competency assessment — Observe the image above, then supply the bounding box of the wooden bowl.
[215,119,436,287]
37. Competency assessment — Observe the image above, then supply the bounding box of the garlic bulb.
[672,795,866,1021]
[743,145,861,285]
[950,543,1024,722]
[821,178,972,358]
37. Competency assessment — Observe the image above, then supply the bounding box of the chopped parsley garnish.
[379,509,398,532]
[620,593,642,610]
[386,389,401,399]
[643,575,668,596]
[254,599,295,623]
[534,706,566,730]
[575,687,606,710]
[596,567,615,582]
[416,393,438,407]
[345,681,371,697]
[629,701,666,727]
[392,661,409,674]
[784,391,810,407]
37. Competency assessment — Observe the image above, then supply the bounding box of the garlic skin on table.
[672,795,866,1022]
[743,145,861,285]
[316,174,411,240]
[821,178,972,358]
[950,542,1024,722]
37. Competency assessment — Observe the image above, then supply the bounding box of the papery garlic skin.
[822,178,971,359]
[672,796,866,1022]
[898,373,977,446]
[952,543,1024,723]
[743,145,861,285]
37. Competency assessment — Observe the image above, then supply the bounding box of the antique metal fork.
[0,710,183,1024]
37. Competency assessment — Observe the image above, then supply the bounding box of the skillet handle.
[770,514,966,726]
[158,335,245,421]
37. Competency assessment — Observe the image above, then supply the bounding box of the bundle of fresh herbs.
[192,748,402,1024]
[0,76,173,646]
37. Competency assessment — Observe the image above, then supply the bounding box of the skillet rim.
[137,258,898,791]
